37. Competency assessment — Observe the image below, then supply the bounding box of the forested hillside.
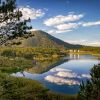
[3,30,82,49]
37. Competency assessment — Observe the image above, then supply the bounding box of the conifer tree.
[77,64,100,100]
[0,0,32,45]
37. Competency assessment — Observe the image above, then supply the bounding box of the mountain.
[5,30,82,49]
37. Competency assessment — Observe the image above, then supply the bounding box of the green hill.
[4,30,82,49]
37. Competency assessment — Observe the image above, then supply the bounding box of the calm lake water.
[12,54,100,94]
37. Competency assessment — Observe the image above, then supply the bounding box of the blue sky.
[17,0,100,46]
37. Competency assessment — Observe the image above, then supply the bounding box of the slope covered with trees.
[4,30,83,49]
[80,46,100,54]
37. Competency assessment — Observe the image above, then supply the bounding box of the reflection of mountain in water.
[24,54,100,74]
[11,55,100,94]
[25,59,69,74]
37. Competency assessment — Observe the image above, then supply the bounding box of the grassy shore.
[0,72,76,100]
[0,47,76,100]
[68,52,100,56]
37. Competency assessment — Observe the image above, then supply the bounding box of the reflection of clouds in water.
[45,75,80,85]
[56,71,91,79]
[56,71,77,78]
[81,74,91,78]
[50,68,72,72]
[11,72,24,77]
[44,68,91,85]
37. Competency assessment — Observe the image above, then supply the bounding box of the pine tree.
[0,0,32,45]
[77,64,100,100]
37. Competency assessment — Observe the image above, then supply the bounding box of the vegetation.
[1,29,82,49]
[80,46,100,56]
[0,0,32,45]
[0,47,67,60]
[0,72,49,100]
[0,56,34,73]
[0,68,76,100]
[0,47,76,100]
[0,0,99,100]
[25,59,67,74]
[77,64,100,100]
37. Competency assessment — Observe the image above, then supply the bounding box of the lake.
[12,54,100,94]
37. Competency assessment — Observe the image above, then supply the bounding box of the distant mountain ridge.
[4,30,82,49]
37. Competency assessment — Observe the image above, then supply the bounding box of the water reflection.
[12,54,100,94]
[69,54,80,59]
[25,58,69,74]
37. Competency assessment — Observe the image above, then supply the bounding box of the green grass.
[0,72,76,100]
[0,47,76,100]
[0,56,34,73]
[0,72,49,100]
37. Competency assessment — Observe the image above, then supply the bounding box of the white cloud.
[44,14,84,26]
[65,40,100,46]
[47,29,72,34]
[56,23,81,30]
[47,20,100,34]
[47,22,80,34]
[45,75,80,85]
[44,11,100,34]
[83,21,100,27]
[65,40,87,45]
[44,13,84,34]
[87,41,100,46]
[19,7,45,20]
[55,30,72,33]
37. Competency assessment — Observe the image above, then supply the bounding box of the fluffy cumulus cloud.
[44,14,84,26]
[19,7,45,20]
[44,12,100,34]
[56,23,81,30]
[83,21,100,27]
[44,13,84,34]
[47,22,82,34]
[47,20,100,34]
[44,68,91,85]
